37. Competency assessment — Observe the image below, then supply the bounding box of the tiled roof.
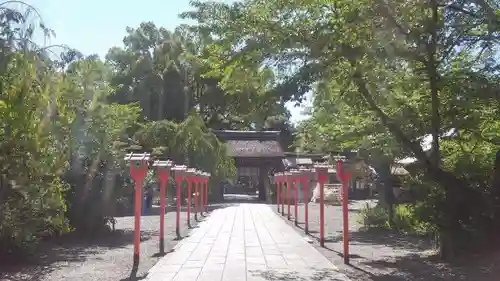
[212,130,285,158]
[212,130,281,141]
[226,140,284,158]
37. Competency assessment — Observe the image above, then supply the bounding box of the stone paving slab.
[146,204,350,281]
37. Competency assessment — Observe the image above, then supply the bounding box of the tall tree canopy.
[184,0,500,257]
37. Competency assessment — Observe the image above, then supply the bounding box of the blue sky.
[22,0,310,124]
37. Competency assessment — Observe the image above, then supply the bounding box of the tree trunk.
[101,163,119,218]
[364,151,396,226]
[374,163,395,226]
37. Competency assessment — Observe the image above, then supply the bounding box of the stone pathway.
[145,204,349,281]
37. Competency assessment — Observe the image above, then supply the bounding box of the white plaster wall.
[310,183,342,203]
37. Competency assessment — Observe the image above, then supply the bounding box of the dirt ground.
[0,209,204,281]
[274,200,500,281]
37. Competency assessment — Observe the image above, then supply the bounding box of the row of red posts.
[273,160,352,264]
[124,153,211,266]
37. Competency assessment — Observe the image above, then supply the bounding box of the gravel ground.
[0,209,205,281]
[5,199,499,281]
[273,200,500,281]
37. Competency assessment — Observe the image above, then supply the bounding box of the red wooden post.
[289,169,300,226]
[285,172,292,220]
[299,168,312,234]
[281,174,285,216]
[277,177,281,213]
[302,174,308,232]
[186,168,196,227]
[198,173,203,216]
[197,171,203,220]
[124,153,151,266]
[274,173,282,213]
[315,164,329,247]
[153,160,173,254]
[204,177,208,212]
[337,160,352,264]
[194,170,202,220]
[193,171,199,221]
[203,172,210,213]
[172,165,187,239]
[201,176,206,213]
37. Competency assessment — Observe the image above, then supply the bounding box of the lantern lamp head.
[274,172,283,183]
[124,152,151,168]
[289,169,301,180]
[314,163,331,182]
[298,168,314,180]
[152,160,173,168]
[172,165,187,178]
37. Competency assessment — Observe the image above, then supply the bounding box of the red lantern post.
[274,173,283,213]
[198,172,205,214]
[290,169,300,226]
[193,170,200,221]
[124,152,151,266]
[337,160,352,264]
[299,168,313,234]
[197,171,205,214]
[203,172,211,213]
[281,173,285,216]
[314,164,329,247]
[186,168,196,227]
[172,165,187,239]
[285,172,292,220]
[199,171,206,215]
[153,160,173,254]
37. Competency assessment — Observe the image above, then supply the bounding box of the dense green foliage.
[182,0,500,258]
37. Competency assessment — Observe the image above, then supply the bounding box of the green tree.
[106,20,289,130]
[61,57,141,232]
[0,2,69,255]
[186,0,500,258]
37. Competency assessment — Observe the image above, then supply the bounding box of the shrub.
[393,204,435,235]
[359,203,435,235]
[358,203,389,228]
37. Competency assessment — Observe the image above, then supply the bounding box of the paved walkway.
[145,204,349,281]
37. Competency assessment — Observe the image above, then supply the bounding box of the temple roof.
[212,130,285,158]
[212,130,281,141]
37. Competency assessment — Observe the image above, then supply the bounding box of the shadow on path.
[249,268,350,281]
